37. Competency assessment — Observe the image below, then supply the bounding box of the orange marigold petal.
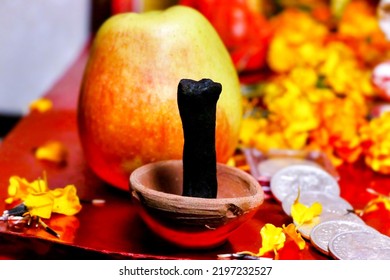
[283,223,306,250]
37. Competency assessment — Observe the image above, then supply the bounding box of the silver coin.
[329,231,390,260]
[282,191,353,216]
[295,212,364,240]
[270,165,340,202]
[310,220,378,255]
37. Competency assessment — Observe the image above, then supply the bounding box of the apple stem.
[177,78,222,199]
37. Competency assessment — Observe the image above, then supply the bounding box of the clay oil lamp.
[130,79,264,249]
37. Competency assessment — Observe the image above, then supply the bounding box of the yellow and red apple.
[77,6,243,191]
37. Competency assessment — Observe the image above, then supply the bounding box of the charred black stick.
[177,78,222,198]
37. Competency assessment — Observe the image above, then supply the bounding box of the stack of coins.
[269,164,390,260]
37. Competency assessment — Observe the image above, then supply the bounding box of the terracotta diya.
[130,79,264,249]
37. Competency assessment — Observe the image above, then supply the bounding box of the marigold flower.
[339,1,382,39]
[330,0,351,19]
[267,9,328,72]
[29,98,53,113]
[360,112,390,174]
[239,117,262,146]
[239,3,390,174]
[253,129,287,151]
[338,1,390,65]
[5,175,82,219]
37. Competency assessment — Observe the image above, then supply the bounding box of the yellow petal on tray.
[50,185,82,216]
[5,172,81,220]
[237,223,286,259]
[24,192,54,219]
[35,141,68,163]
[5,175,48,204]
[258,223,286,256]
[29,97,53,113]
[6,176,32,204]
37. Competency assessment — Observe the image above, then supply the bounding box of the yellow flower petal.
[5,176,48,204]
[24,193,54,219]
[282,223,306,250]
[258,223,286,256]
[50,185,82,216]
[28,178,49,193]
[360,189,390,215]
[6,176,29,203]
[292,201,322,226]
[5,174,81,220]
[291,189,322,226]
[35,141,68,163]
[29,98,53,113]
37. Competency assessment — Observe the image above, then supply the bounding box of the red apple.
[77,6,243,191]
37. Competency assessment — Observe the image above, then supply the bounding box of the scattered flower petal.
[24,193,53,219]
[35,141,68,164]
[238,223,286,259]
[258,223,286,256]
[29,98,53,113]
[236,222,308,259]
[358,188,390,215]
[50,185,82,216]
[291,189,322,226]
[282,223,306,250]
[5,176,48,204]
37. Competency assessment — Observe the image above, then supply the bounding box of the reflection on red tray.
[243,148,340,194]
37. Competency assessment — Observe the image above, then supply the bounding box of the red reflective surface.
[0,45,389,260]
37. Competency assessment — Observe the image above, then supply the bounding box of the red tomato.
[179,0,223,20]
[179,0,273,72]
[230,42,268,72]
[210,2,254,48]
